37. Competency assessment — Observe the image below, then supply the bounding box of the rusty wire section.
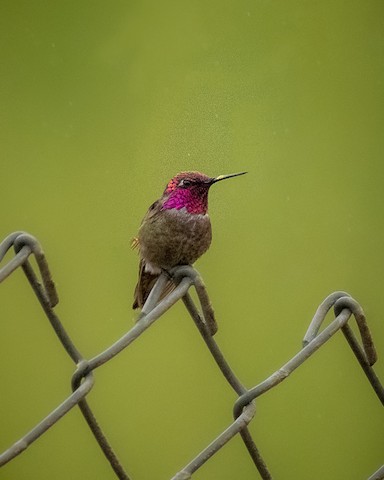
[0,231,383,480]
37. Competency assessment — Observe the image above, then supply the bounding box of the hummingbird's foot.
[160,267,173,280]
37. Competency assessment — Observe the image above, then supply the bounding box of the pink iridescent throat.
[162,188,209,214]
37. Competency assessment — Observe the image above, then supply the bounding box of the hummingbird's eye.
[179,179,192,188]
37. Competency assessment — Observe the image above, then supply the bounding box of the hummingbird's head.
[162,171,247,214]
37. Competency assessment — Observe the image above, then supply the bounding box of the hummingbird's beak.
[211,171,247,184]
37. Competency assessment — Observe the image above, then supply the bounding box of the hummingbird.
[132,170,247,309]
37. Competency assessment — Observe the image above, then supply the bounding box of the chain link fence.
[0,231,383,479]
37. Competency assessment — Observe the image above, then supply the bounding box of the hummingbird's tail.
[132,259,175,310]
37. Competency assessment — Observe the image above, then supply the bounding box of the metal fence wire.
[0,231,383,480]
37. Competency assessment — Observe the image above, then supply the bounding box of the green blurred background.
[1,1,383,479]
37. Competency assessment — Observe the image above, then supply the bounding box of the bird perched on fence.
[131,170,247,309]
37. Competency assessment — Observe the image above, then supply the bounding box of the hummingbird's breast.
[138,207,212,270]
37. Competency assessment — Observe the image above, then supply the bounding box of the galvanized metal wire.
[0,232,383,479]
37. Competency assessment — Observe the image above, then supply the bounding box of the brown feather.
[132,259,176,309]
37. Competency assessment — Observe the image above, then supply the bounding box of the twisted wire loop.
[0,232,382,480]
[0,233,130,479]
[231,292,384,477]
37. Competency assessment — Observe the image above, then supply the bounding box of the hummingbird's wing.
[133,259,176,310]
[133,258,156,309]
[132,198,177,309]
